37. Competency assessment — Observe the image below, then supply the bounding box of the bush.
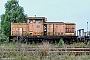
[58,38,64,47]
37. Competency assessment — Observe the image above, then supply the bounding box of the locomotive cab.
[26,17,46,36]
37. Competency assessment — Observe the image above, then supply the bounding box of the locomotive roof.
[26,17,45,19]
[11,23,28,25]
[44,22,64,24]
[65,23,76,25]
[44,22,75,25]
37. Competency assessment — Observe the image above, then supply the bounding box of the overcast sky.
[0,0,90,31]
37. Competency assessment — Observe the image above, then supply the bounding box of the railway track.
[0,47,90,55]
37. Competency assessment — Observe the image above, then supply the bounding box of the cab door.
[19,28,23,36]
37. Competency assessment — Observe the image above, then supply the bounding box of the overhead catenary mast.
[87,22,88,36]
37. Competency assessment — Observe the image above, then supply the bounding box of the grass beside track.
[0,42,90,60]
[0,42,90,47]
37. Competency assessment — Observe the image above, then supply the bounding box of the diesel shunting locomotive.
[9,16,90,44]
